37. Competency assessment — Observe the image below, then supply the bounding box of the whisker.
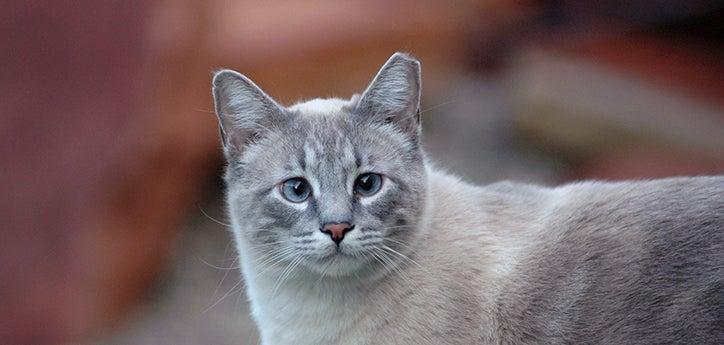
[373,248,408,284]
[380,244,418,266]
[378,99,458,126]
[256,249,298,276]
[255,246,295,267]
[193,108,217,115]
[197,204,232,228]
[271,255,303,298]
[360,240,383,248]
[419,99,458,114]
[212,256,240,298]
[197,256,240,270]
[314,256,336,288]
[255,250,292,267]
[254,250,290,271]
[374,248,417,288]
[378,224,420,231]
[203,279,245,314]
[380,243,430,277]
[369,249,392,276]
[381,237,417,251]
[383,235,417,249]
[249,241,286,250]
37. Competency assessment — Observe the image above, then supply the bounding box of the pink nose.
[321,222,354,244]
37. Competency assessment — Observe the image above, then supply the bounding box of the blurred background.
[2,1,723,344]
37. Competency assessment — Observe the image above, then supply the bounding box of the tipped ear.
[212,69,284,155]
[355,52,421,137]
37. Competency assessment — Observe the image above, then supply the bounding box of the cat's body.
[237,170,723,345]
[212,53,724,344]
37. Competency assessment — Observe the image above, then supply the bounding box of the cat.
[211,52,723,345]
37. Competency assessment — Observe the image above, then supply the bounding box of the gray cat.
[211,53,723,345]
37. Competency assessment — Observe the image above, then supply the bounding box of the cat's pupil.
[359,175,373,190]
[292,181,305,195]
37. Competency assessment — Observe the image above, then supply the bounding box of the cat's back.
[495,176,724,344]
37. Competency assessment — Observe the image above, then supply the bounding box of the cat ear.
[355,52,422,137]
[212,69,284,155]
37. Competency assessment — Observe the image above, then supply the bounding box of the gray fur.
[354,52,422,137]
[212,70,287,155]
[212,52,724,345]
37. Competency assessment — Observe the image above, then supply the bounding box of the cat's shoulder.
[426,166,552,199]
[427,167,722,224]
[546,176,724,238]
[552,175,724,206]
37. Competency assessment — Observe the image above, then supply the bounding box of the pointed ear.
[212,69,284,155]
[355,52,421,137]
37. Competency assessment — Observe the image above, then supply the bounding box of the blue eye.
[280,178,311,203]
[354,173,382,196]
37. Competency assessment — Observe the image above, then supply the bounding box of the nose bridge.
[316,167,352,224]
[317,187,352,224]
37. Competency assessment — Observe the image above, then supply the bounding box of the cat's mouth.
[324,247,355,259]
[313,245,368,265]
[300,242,376,277]
[308,249,368,277]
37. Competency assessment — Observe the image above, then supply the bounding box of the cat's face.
[213,53,427,277]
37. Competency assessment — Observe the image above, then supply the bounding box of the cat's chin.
[305,252,369,278]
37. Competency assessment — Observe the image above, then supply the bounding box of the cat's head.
[212,53,427,277]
